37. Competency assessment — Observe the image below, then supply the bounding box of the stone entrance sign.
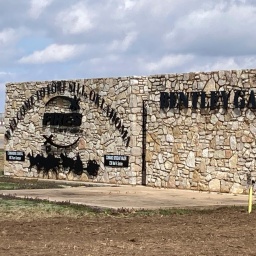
[4,69,256,194]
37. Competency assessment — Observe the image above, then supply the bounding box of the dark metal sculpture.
[43,135,80,149]
[86,160,100,176]
[27,151,99,177]
[27,152,60,177]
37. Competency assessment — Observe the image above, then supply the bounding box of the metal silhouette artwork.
[86,160,100,176]
[27,151,99,177]
[27,152,60,177]
[43,135,80,149]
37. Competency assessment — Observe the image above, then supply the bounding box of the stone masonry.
[5,69,256,194]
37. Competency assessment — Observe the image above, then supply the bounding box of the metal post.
[142,100,147,186]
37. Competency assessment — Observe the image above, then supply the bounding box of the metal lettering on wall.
[104,155,129,167]
[5,81,130,148]
[160,90,256,110]
[6,151,25,162]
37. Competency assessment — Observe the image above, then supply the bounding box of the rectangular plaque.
[6,151,25,161]
[104,155,129,167]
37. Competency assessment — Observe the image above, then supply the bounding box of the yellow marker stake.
[248,186,253,214]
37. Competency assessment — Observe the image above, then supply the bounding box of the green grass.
[0,194,249,220]
[0,194,108,219]
[0,176,85,190]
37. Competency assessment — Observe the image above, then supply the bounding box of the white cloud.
[164,2,256,55]
[0,71,14,76]
[108,32,138,52]
[0,28,17,45]
[144,54,194,73]
[55,2,94,34]
[124,0,136,10]
[29,0,53,19]
[19,44,85,64]
[89,55,120,65]
[118,0,136,11]
[190,56,256,73]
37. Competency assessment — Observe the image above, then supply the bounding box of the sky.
[1,0,256,112]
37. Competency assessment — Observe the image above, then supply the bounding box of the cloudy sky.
[1,0,256,112]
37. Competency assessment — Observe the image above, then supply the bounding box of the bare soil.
[0,148,254,255]
[0,206,256,256]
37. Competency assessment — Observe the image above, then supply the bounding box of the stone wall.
[4,77,147,185]
[5,69,256,193]
[146,70,256,194]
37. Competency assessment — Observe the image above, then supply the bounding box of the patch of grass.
[0,194,109,219]
[127,205,248,217]
[128,208,193,216]
[0,176,85,190]
[0,194,249,220]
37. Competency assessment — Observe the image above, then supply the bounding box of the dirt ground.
[0,207,256,256]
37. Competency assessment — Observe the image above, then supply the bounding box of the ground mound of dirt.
[0,206,255,256]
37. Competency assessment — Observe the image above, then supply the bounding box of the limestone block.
[81,173,89,181]
[216,172,227,180]
[167,176,176,188]
[234,173,240,183]
[131,147,141,156]
[205,174,212,182]
[225,150,232,159]
[129,177,136,185]
[198,182,208,191]
[174,154,180,164]
[164,161,172,170]
[32,114,40,124]
[220,180,231,193]
[78,138,86,150]
[130,163,141,172]
[230,136,236,150]
[48,170,57,180]
[129,94,138,108]
[130,123,141,136]
[29,123,35,133]
[186,151,195,168]
[202,148,208,158]
[241,135,253,143]
[199,74,209,81]
[211,115,218,125]
[250,124,256,135]
[199,159,206,173]
[58,173,66,180]
[229,154,238,169]
[246,110,255,120]
[205,78,217,93]
[146,150,152,161]
[230,183,244,194]
[173,127,181,136]
[154,160,160,170]
[158,153,164,164]
[214,150,225,159]
[192,170,201,182]
[153,143,161,153]
[209,179,220,192]
[67,172,74,181]
[166,134,174,143]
